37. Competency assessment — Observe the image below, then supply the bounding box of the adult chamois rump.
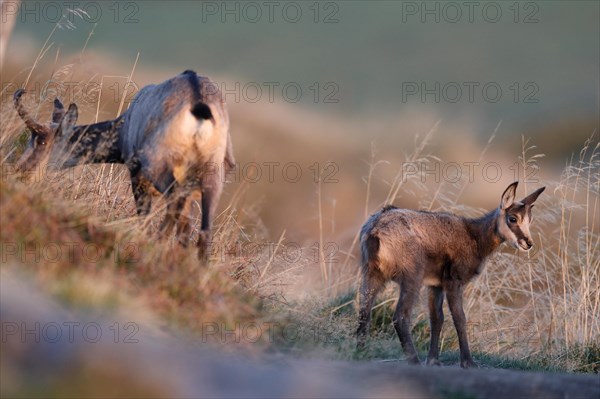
[357,182,545,368]
[13,70,235,258]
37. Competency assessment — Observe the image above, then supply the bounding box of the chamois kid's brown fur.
[357,182,545,368]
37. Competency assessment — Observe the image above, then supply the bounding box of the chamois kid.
[357,182,545,368]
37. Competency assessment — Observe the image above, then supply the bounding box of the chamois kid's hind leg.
[393,274,422,364]
[356,267,385,349]
[426,286,444,366]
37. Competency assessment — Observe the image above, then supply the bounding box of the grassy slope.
[2,168,597,375]
[1,125,598,377]
[0,177,268,344]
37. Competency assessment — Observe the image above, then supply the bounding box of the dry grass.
[0,31,598,375]
[287,132,599,372]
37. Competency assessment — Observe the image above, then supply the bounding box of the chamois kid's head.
[497,181,545,251]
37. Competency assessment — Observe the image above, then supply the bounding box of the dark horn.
[13,89,48,134]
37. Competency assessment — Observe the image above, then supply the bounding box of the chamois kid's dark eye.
[508,216,517,223]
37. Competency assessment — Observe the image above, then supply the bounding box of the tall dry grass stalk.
[0,0,20,69]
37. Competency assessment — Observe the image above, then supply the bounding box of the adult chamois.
[13,70,235,259]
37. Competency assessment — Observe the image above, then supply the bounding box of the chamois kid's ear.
[500,181,519,210]
[522,186,546,206]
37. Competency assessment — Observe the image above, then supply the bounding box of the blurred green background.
[9,1,598,142]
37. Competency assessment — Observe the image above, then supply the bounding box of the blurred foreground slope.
[2,269,599,398]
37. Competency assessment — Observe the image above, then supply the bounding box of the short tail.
[381,204,398,213]
[360,234,379,270]
[359,205,394,270]
[191,102,213,120]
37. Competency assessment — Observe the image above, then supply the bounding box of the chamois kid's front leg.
[445,281,476,368]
